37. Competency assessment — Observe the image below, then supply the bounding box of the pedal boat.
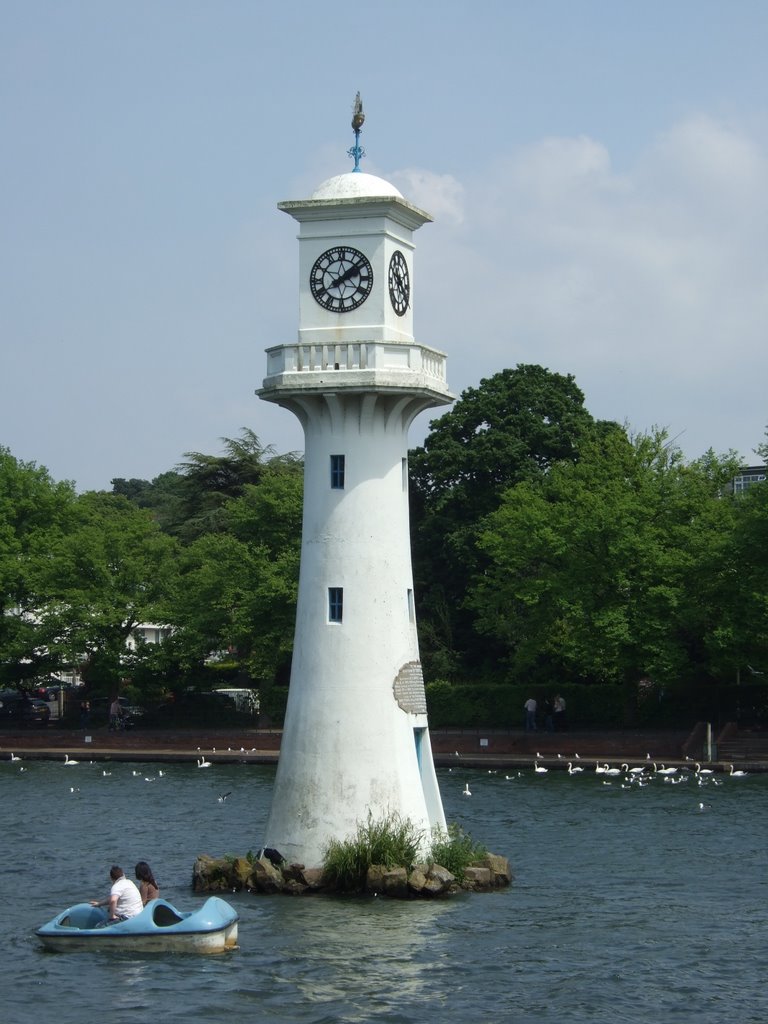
[36,896,239,953]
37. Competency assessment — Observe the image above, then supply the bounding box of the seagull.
[217,792,232,803]
[462,783,471,796]
[63,754,79,766]
[728,764,748,777]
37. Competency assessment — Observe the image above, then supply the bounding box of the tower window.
[328,587,343,623]
[330,454,345,489]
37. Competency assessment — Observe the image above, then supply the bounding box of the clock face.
[310,246,373,312]
[388,250,410,316]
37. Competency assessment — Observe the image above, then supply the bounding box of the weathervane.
[347,92,365,172]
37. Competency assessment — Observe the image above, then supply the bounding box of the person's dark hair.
[135,861,157,886]
[109,865,123,880]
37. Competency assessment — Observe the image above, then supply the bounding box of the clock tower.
[258,98,453,869]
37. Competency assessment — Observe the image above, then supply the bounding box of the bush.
[428,823,487,881]
[322,812,424,892]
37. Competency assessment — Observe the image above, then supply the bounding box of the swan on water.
[567,762,584,774]
[462,783,472,796]
[728,764,748,777]
[63,754,79,765]
[534,761,548,773]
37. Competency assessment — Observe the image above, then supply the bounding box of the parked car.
[0,691,51,728]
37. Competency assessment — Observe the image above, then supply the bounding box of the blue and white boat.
[36,896,239,954]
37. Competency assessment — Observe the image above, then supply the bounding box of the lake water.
[1,757,766,1024]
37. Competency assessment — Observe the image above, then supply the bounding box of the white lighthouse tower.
[259,97,453,868]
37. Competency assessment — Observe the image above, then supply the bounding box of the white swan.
[567,762,583,774]
[603,764,621,776]
[694,763,714,775]
[197,756,212,769]
[10,753,21,762]
[728,764,748,777]
[534,761,548,773]
[594,762,606,774]
[656,765,678,775]
[63,754,79,766]
[462,783,471,796]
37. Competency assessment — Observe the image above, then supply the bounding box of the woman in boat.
[135,861,160,904]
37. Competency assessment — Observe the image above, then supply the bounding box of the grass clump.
[322,811,424,892]
[428,823,487,881]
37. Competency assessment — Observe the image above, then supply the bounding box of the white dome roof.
[311,171,403,200]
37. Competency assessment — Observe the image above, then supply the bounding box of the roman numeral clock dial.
[388,249,410,316]
[310,246,373,312]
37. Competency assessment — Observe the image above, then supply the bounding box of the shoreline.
[2,725,766,771]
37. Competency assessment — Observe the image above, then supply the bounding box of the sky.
[2,0,767,491]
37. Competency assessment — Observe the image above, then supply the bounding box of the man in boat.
[90,865,143,922]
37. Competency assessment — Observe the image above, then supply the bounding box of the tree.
[167,460,303,682]
[0,448,77,686]
[468,427,741,696]
[408,365,606,676]
[33,492,180,694]
[713,430,768,681]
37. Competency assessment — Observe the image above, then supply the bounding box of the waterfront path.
[2,723,765,770]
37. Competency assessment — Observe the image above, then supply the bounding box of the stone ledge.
[192,852,512,899]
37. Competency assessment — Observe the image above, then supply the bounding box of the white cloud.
[391,168,465,225]
[410,116,768,460]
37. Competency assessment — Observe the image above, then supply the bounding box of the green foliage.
[468,427,742,696]
[322,812,424,891]
[429,824,487,881]
[409,365,608,677]
[36,491,181,689]
[426,680,627,728]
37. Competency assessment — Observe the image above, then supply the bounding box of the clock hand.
[317,261,364,299]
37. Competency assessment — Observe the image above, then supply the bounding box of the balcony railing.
[264,341,447,384]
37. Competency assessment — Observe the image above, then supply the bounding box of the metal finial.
[347,92,365,172]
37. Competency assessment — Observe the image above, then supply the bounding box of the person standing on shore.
[524,697,537,732]
[553,694,567,731]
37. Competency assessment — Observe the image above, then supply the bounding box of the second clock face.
[388,250,410,316]
[310,246,373,313]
